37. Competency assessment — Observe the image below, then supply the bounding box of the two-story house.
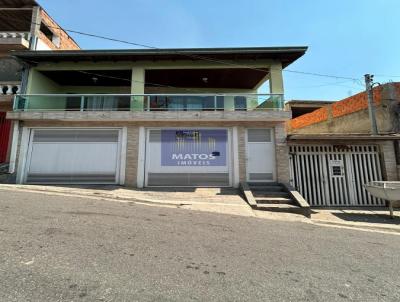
[0,0,79,166]
[7,47,307,188]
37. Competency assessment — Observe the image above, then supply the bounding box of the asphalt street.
[0,190,399,301]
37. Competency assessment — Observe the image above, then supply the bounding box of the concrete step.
[0,163,9,174]
[252,191,290,198]
[254,197,294,204]
[255,203,306,215]
[247,182,280,187]
[249,185,284,192]
[0,173,13,184]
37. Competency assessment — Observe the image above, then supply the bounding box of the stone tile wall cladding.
[380,140,399,181]
[17,121,289,187]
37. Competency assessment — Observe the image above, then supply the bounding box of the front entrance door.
[246,129,275,182]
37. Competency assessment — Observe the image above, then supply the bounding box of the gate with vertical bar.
[289,145,385,206]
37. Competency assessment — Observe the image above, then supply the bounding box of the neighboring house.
[284,100,334,118]
[7,46,307,188]
[287,82,400,207]
[0,0,79,164]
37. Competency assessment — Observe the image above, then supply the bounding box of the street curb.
[4,185,398,233]
[0,185,251,208]
[0,186,185,207]
[311,218,400,234]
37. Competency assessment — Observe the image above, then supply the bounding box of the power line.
[76,70,207,93]
[19,57,210,93]
[18,60,274,105]
[66,28,363,82]
[374,74,400,78]
[284,69,361,83]
[11,17,366,83]
[289,79,361,89]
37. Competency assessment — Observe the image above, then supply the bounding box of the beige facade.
[8,46,308,187]
[14,120,289,187]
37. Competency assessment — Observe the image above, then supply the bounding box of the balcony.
[0,32,30,51]
[1,82,21,95]
[0,82,21,110]
[8,94,291,122]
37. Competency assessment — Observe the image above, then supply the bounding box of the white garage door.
[25,129,122,184]
[145,129,231,187]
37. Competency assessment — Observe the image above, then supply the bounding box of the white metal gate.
[289,145,385,206]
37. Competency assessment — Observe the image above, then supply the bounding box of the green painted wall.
[25,58,284,110]
[25,69,67,110]
[131,67,145,111]
[26,69,60,94]
[60,86,131,94]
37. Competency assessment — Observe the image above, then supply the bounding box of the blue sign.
[161,129,227,166]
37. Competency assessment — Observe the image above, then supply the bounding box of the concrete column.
[269,62,284,94]
[131,67,145,111]
[29,6,41,50]
[8,120,19,174]
[274,123,290,183]
[380,141,399,181]
[125,126,140,187]
[237,127,247,182]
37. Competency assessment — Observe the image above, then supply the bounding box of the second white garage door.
[24,128,123,184]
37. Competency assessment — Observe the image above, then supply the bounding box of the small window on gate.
[247,129,271,143]
[329,160,344,177]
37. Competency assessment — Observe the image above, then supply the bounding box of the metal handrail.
[13,93,285,112]
[16,93,283,97]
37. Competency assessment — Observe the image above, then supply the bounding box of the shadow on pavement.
[331,212,399,225]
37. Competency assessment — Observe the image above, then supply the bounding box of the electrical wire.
[5,16,367,84]
[18,65,278,103]
[289,79,361,89]
[374,74,400,78]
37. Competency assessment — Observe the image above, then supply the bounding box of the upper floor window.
[40,22,60,47]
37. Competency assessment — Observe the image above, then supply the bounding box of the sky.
[38,0,400,101]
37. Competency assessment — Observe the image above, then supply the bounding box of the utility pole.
[364,74,378,135]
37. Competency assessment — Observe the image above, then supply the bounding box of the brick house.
[6,47,307,189]
[0,0,79,165]
[287,82,400,207]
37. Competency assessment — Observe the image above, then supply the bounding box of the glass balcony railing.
[13,94,285,112]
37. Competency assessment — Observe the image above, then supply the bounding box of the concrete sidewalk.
[0,184,256,218]
[0,184,398,233]
[311,209,400,233]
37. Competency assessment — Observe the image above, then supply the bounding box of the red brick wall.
[39,9,80,50]
[290,106,328,129]
[289,84,400,130]
[331,87,382,118]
